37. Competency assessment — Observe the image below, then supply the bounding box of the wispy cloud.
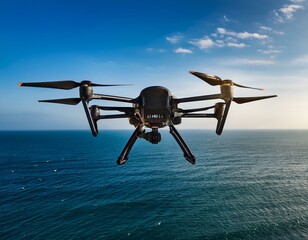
[273,1,305,23]
[281,4,304,19]
[222,15,231,23]
[164,1,302,55]
[175,47,193,54]
[258,45,283,55]
[260,26,272,31]
[217,28,269,40]
[166,35,183,44]
[224,58,276,66]
[227,42,247,48]
[146,48,166,53]
[258,49,282,54]
[259,25,284,35]
[290,0,305,3]
[293,54,308,64]
[188,27,261,50]
[189,36,248,50]
[189,37,215,50]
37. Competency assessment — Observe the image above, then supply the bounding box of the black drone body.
[19,70,277,165]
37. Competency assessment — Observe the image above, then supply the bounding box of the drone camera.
[143,129,161,144]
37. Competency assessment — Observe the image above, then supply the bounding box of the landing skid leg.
[169,125,196,164]
[117,125,142,165]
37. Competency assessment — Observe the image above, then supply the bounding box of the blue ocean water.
[0,130,307,239]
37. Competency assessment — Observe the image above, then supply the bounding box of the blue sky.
[1,0,308,130]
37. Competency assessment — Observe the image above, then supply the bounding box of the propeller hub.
[222,80,233,86]
[81,80,92,86]
[79,84,93,101]
[220,84,234,100]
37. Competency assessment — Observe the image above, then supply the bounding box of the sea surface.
[0,130,307,239]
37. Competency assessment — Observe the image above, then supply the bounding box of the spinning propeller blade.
[39,98,81,105]
[189,70,263,90]
[233,95,277,104]
[19,80,129,90]
[19,81,79,90]
[232,82,263,91]
[189,70,222,86]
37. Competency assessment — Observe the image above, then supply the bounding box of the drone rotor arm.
[97,106,135,114]
[100,114,129,119]
[177,105,215,114]
[182,113,216,118]
[93,94,136,103]
[175,94,221,104]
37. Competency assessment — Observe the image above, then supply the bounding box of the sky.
[1,0,308,131]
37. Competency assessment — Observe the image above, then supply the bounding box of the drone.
[19,70,277,165]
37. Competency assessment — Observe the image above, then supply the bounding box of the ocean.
[0,130,307,239]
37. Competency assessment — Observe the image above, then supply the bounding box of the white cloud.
[290,0,305,3]
[293,55,308,64]
[273,30,285,35]
[217,28,269,40]
[280,4,304,19]
[238,31,269,39]
[217,27,227,35]
[189,37,215,50]
[189,35,248,50]
[258,49,282,54]
[146,48,166,53]
[225,58,276,65]
[166,35,183,44]
[215,40,225,47]
[274,4,304,22]
[260,26,272,31]
[227,42,247,48]
[239,59,275,65]
[175,48,193,54]
[259,25,284,35]
[222,15,231,22]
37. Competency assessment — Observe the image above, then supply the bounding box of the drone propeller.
[189,71,278,134]
[189,70,263,91]
[39,98,81,105]
[18,80,128,90]
[233,95,277,104]
[213,95,276,135]
[19,80,133,137]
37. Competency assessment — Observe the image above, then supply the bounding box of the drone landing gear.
[117,127,162,165]
[117,126,195,165]
[169,125,196,164]
[117,125,142,165]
